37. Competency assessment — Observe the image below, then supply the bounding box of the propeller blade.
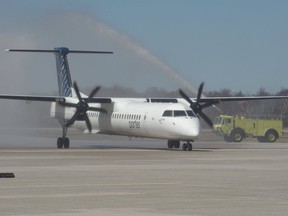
[179,89,194,105]
[197,82,204,103]
[73,81,82,101]
[65,111,80,127]
[88,86,101,101]
[84,113,92,132]
[199,112,213,127]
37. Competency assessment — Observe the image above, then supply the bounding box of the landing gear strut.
[57,126,70,149]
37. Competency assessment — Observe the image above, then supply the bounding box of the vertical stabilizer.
[54,47,72,97]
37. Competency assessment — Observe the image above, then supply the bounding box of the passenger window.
[174,110,187,117]
[162,110,173,117]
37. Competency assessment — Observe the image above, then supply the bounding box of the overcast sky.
[0,0,287,95]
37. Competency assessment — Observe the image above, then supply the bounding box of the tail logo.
[55,48,72,97]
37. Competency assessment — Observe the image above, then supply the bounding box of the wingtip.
[4,49,10,52]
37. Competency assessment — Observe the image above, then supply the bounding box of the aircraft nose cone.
[188,127,200,138]
[191,127,200,137]
[189,118,201,138]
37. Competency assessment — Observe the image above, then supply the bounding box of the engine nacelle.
[50,98,78,120]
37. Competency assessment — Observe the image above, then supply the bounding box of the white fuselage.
[50,98,201,141]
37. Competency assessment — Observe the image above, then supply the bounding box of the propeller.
[59,81,107,132]
[179,82,217,127]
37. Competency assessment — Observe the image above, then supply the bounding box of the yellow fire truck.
[213,115,283,142]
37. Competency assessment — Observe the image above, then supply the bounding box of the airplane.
[0,47,287,151]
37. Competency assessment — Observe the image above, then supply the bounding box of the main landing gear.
[57,126,70,149]
[167,140,193,151]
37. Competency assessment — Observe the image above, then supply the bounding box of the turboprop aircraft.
[1,47,287,151]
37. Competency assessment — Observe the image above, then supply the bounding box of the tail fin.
[54,47,73,96]
[5,47,113,97]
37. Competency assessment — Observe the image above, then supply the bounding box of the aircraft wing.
[0,94,112,103]
[0,94,287,103]
[0,94,61,102]
[198,95,288,103]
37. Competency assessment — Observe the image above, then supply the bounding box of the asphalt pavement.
[1,128,288,216]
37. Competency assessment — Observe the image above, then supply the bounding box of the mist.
[0,12,199,132]
[0,13,198,94]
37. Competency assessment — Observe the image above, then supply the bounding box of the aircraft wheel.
[173,140,180,148]
[182,143,187,151]
[168,140,180,149]
[187,143,193,151]
[167,140,173,149]
[57,137,63,149]
[63,137,70,148]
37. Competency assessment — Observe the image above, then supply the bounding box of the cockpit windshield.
[174,110,187,117]
[162,110,173,117]
[186,110,197,117]
[162,110,197,118]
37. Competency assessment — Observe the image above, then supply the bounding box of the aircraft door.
[142,112,149,134]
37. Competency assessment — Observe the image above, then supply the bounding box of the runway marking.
[0,182,176,190]
[0,192,140,199]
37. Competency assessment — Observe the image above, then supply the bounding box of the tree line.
[2,85,288,128]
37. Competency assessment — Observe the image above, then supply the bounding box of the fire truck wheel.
[231,129,244,142]
[265,130,278,143]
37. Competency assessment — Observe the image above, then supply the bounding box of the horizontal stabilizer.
[5,48,113,54]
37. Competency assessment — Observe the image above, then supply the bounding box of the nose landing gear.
[182,142,193,151]
[167,140,193,151]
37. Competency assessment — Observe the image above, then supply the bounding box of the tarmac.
[1,128,288,216]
